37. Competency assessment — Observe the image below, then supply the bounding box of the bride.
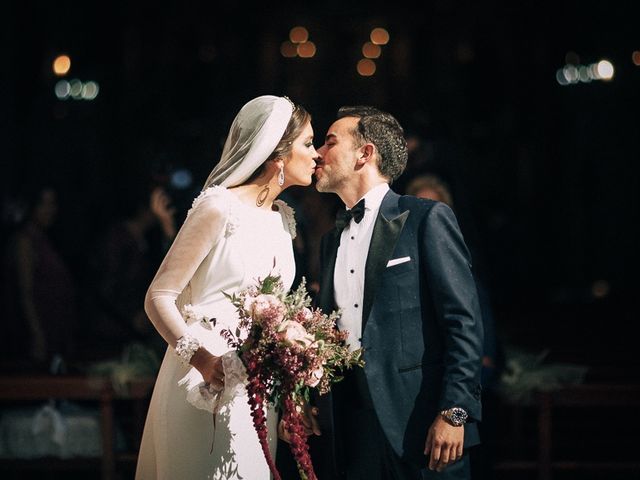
[136,95,318,479]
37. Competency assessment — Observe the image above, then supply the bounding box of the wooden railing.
[0,375,155,480]
[495,384,640,479]
[3,378,640,479]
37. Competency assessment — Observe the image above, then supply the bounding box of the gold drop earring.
[256,184,270,207]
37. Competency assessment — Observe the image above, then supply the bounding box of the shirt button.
[351,236,355,240]
[354,303,359,308]
[350,269,355,273]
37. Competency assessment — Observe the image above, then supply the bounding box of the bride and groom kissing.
[136,96,483,480]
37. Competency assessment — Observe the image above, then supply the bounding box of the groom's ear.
[356,143,375,167]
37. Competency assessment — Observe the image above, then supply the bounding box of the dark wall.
[2,0,638,368]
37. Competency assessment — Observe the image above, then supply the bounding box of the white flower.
[181,304,215,329]
[251,294,285,324]
[243,296,255,315]
[277,320,315,349]
[305,367,324,387]
[181,304,200,324]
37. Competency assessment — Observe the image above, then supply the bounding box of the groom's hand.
[424,416,464,472]
[278,405,321,443]
[301,405,322,436]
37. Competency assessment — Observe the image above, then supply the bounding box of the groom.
[310,106,484,479]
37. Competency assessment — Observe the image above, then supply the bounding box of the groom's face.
[315,117,360,193]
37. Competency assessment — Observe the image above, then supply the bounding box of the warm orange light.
[297,41,316,58]
[633,51,640,66]
[362,42,381,59]
[53,55,71,76]
[289,27,309,44]
[280,41,298,58]
[370,28,389,45]
[357,59,376,76]
[591,280,610,299]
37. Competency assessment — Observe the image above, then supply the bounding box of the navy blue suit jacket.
[312,190,484,474]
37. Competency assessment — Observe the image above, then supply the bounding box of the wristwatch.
[440,407,468,426]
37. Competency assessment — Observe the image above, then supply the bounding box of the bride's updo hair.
[267,104,311,162]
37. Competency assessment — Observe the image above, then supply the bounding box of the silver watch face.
[448,407,468,426]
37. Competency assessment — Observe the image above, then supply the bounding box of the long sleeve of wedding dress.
[137,185,294,480]
[144,192,228,348]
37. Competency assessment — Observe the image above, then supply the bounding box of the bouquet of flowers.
[221,273,363,480]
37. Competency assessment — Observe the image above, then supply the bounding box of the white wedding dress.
[136,186,296,479]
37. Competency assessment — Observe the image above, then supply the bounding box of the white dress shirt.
[334,183,390,351]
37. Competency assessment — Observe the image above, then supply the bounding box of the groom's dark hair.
[337,106,408,183]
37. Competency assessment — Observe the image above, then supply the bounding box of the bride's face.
[283,121,318,187]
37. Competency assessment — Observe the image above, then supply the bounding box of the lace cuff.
[178,350,248,413]
[175,333,201,364]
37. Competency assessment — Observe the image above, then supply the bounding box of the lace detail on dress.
[180,303,215,329]
[178,351,248,413]
[273,199,296,239]
[187,185,238,238]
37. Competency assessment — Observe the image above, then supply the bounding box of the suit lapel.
[363,191,409,328]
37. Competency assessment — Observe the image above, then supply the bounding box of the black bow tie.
[336,199,366,231]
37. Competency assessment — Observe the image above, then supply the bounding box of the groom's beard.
[315,176,332,192]
[315,168,350,194]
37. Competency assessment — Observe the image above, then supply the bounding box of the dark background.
[0,1,638,479]
[1,0,638,372]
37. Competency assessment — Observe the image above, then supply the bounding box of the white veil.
[203,95,294,189]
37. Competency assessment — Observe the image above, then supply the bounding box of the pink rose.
[248,294,285,324]
[305,367,324,387]
[294,307,314,324]
[277,320,315,349]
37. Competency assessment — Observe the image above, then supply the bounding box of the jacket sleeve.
[421,202,484,421]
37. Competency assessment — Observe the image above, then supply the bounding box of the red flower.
[223,274,363,479]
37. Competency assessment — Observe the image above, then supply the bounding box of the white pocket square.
[387,256,411,267]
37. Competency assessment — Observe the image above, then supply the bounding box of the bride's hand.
[189,347,225,391]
